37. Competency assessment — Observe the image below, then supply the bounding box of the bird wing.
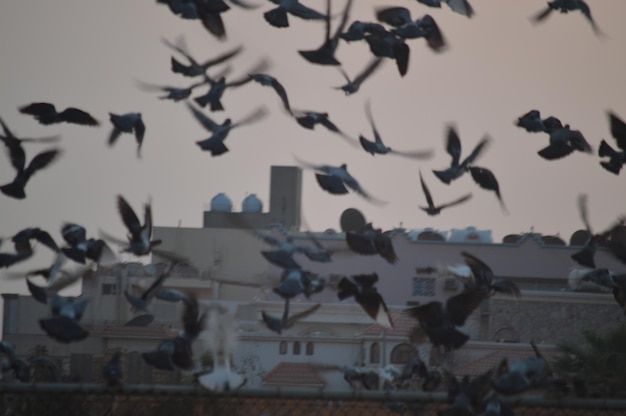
[577,194,593,233]
[462,135,490,167]
[199,45,243,69]
[231,106,268,129]
[23,149,61,183]
[609,111,626,151]
[446,285,485,326]
[353,57,384,86]
[364,99,384,145]
[18,102,56,118]
[461,251,493,286]
[117,195,142,235]
[445,125,462,165]
[419,170,435,209]
[59,107,100,126]
[186,102,219,131]
[437,193,472,211]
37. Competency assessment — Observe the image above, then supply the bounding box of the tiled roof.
[361,312,419,337]
[262,362,326,387]
[454,345,559,376]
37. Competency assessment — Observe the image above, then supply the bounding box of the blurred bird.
[60,223,114,265]
[162,36,242,77]
[108,113,145,158]
[461,251,521,297]
[571,194,601,268]
[468,166,508,214]
[0,227,58,269]
[0,341,30,382]
[538,118,592,160]
[187,102,267,156]
[516,109,547,133]
[248,73,292,115]
[299,0,353,66]
[0,117,60,174]
[416,0,474,18]
[340,21,386,42]
[433,126,490,185]
[0,147,61,200]
[102,351,123,387]
[263,0,327,28]
[492,341,552,395]
[39,293,90,343]
[273,268,325,299]
[295,156,386,205]
[135,78,211,102]
[345,223,398,264]
[419,170,472,216]
[598,111,626,175]
[358,100,434,159]
[334,58,384,96]
[337,273,393,328]
[18,102,99,126]
[124,260,179,313]
[375,8,446,52]
[364,28,410,76]
[532,0,603,36]
[261,298,321,334]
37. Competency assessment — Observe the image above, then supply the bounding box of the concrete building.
[2,165,626,391]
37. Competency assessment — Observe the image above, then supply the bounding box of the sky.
[0,1,625,313]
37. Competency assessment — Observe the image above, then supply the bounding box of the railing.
[2,383,626,416]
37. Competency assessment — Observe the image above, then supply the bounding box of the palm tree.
[553,324,626,397]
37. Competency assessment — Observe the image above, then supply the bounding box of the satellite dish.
[124,314,154,327]
[541,235,565,246]
[502,234,521,244]
[417,231,445,242]
[340,208,366,232]
[569,229,590,246]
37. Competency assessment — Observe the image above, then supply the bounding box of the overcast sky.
[1,1,625,313]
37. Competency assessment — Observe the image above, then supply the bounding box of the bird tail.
[598,139,617,158]
[0,182,25,199]
[337,277,358,300]
[263,7,289,28]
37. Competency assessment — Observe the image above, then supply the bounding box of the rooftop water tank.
[242,194,263,213]
[210,193,233,212]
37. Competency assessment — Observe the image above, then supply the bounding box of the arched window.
[279,341,287,355]
[306,342,314,355]
[293,341,301,355]
[370,342,380,364]
[390,343,415,364]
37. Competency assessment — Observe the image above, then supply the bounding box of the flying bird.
[364,28,410,76]
[358,100,434,159]
[538,117,592,160]
[298,0,353,66]
[345,223,398,264]
[248,73,292,115]
[187,102,267,156]
[334,58,384,96]
[416,0,474,18]
[19,102,99,126]
[468,166,508,214]
[0,227,59,268]
[461,251,521,297]
[375,8,447,52]
[263,0,327,28]
[1,147,61,200]
[432,126,490,185]
[516,109,547,133]
[337,273,393,328]
[598,111,626,175]
[39,293,90,343]
[108,113,145,158]
[418,170,472,216]
[261,298,321,334]
[162,36,242,77]
[532,0,603,36]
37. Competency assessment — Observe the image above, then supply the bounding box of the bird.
[432,126,490,185]
[418,170,472,216]
[364,28,410,77]
[0,227,58,269]
[292,110,354,144]
[108,113,145,158]
[532,0,603,36]
[187,102,267,156]
[162,36,242,77]
[272,268,325,299]
[263,0,327,29]
[0,147,61,200]
[135,78,211,102]
[375,8,447,52]
[516,109,547,133]
[598,111,626,175]
[298,0,353,66]
[468,166,508,214]
[416,0,474,18]
[60,223,113,265]
[460,251,521,297]
[404,284,485,351]
[261,298,321,334]
[571,194,602,268]
[247,73,292,115]
[345,222,398,264]
[295,156,386,205]
[537,117,592,160]
[340,20,386,42]
[18,102,99,126]
[334,58,384,96]
[491,341,552,395]
[0,341,30,382]
[102,351,123,387]
[102,195,162,256]
[124,260,179,313]
[38,293,90,343]
[0,117,59,176]
[358,100,434,158]
[337,273,393,328]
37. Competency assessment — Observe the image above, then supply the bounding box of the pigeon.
[295,156,386,205]
[345,223,398,264]
[375,8,446,52]
[358,100,433,159]
[338,366,380,390]
[102,195,162,256]
[135,78,210,102]
[468,166,508,214]
[0,227,58,268]
[516,109,546,133]
[337,273,393,328]
[0,117,60,174]
[187,102,267,156]
[598,111,626,175]
[60,223,113,265]
[334,58,384,96]
[102,351,123,387]
[419,170,472,216]
[538,118,592,160]
[532,0,603,36]
[124,260,178,313]
[298,0,353,66]
[261,297,321,334]
[416,0,474,18]
[1,147,61,200]
[461,251,521,297]
[404,285,485,351]
[433,126,490,185]
[340,21,386,42]
[18,102,99,126]
[248,73,292,114]
[571,194,603,268]
[293,110,354,144]
[108,113,145,158]
[39,293,90,343]
[0,341,30,382]
[273,268,325,299]
[364,29,410,76]
[162,36,242,77]
[263,0,327,28]
[492,342,552,395]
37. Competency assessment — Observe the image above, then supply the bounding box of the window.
[370,343,380,364]
[306,342,314,356]
[390,343,416,364]
[293,341,301,355]
[279,341,287,355]
[412,278,435,296]
[102,283,118,295]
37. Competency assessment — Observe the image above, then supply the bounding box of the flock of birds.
[1,0,626,414]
